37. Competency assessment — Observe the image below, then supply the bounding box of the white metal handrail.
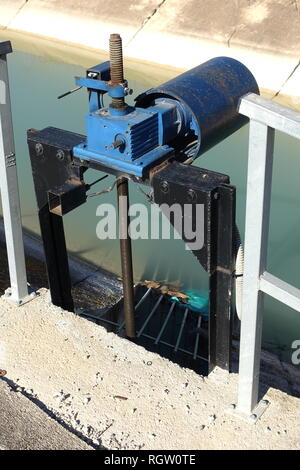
[236,93,300,419]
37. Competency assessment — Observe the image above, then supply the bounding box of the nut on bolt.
[35,143,43,156]
[187,188,197,202]
[56,149,65,161]
[160,181,169,194]
[124,87,133,96]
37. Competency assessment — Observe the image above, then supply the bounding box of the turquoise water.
[3,48,300,363]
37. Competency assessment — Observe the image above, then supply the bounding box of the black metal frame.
[0,41,12,56]
[27,126,236,373]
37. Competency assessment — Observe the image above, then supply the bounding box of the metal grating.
[80,284,208,374]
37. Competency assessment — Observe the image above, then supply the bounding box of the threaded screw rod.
[109,33,125,109]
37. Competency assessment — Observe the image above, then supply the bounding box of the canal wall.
[0,0,299,104]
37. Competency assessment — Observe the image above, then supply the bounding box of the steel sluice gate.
[27,34,259,374]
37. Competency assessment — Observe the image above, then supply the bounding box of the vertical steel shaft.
[109,33,125,109]
[117,176,136,338]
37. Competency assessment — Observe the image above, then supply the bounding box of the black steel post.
[117,176,136,338]
[39,204,74,312]
[208,185,235,372]
[152,161,235,373]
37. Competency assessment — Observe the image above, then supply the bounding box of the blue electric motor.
[73,48,259,177]
[136,57,259,157]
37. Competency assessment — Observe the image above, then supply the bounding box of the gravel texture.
[0,289,299,450]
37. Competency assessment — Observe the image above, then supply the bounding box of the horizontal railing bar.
[239,94,300,140]
[260,271,300,312]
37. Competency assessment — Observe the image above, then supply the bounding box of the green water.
[3,45,300,364]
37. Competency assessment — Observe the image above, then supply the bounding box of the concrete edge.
[0,1,299,103]
[0,218,299,397]
[0,218,122,293]
[0,377,94,450]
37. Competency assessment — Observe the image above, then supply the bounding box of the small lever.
[57,86,82,100]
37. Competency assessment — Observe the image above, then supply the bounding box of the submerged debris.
[140,280,189,301]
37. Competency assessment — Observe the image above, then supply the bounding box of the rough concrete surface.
[125,0,300,95]
[0,1,26,29]
[1,0,164,51]
[0,289,299,450]
[0,0,299,99]
[0,379,92,450]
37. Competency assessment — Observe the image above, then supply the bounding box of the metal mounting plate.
[4,286,38,306]
[227,399,270,423]
[73,142,172,177]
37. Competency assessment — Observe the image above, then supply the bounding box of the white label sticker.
[0,80,6,104]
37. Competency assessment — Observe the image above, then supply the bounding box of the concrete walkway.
[0,1,299,102]
[0,379,92,450]
[0,288,299,450]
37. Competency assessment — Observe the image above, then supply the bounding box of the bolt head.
[160,181,169,194]
[35,143,43,157]
[250,414,257,420]
[56,149,65,161]
[229,403,236,409]
[262,400,269,406]
[187,189,197,202]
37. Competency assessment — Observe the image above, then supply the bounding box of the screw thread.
[109,33,125,108]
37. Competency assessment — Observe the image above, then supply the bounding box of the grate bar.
[80,310,208,362]
[154,300,176,345]
[117,287,152,332]
[174,307,189,352]
[142,333,208,362]
[193,315,202,360]
[137,294,163,337]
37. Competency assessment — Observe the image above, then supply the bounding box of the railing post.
[0,41,33,305]
[236,120,274,417]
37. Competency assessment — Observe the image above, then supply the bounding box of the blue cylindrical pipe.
[136,57,259,158]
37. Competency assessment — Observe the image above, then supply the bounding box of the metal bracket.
[4,286,37,306]
[227,399,270,424]
[151,161,236,373]
[0,41,12,56]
